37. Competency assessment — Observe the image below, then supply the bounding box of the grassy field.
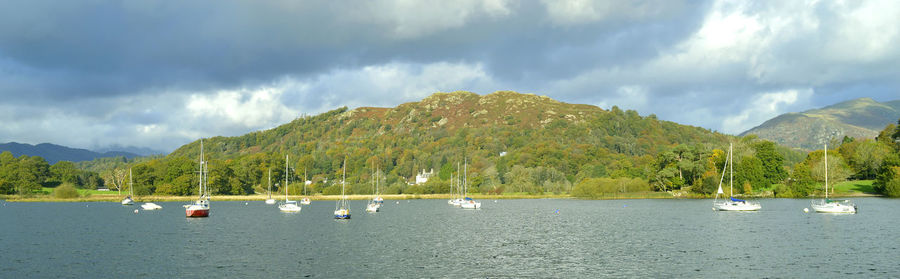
[831,180,876,195]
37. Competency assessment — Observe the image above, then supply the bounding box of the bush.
[322,184,341,195]
[573,177,650,198]
[384,183,405,194]
[53,183,80,199]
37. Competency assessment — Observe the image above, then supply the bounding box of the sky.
[1,0,899,153]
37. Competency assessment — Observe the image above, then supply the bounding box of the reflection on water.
[1,198,898,277]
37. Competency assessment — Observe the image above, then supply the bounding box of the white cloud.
[187,86,298,129]
[721,88,813,134]
[293,61,500,111]
[347,0,514,39]
[542,0,686,25]
[595,85,648,111]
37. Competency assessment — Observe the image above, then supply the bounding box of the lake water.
[1,198,898,278]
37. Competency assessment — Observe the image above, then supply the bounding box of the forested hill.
[740,97,900,150]
[0,142,140,164]
[173,91,728,160]
[138,91,739,196]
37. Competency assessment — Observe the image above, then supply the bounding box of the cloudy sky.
[1,0,899,153]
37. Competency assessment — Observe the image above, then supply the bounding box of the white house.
[415,168,435,185]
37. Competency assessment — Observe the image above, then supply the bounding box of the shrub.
[53,183,80,199]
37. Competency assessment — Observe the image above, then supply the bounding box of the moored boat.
[141,202,162,210]
[334,157,351,219]
[713,143,761,211]
[185,139,210,218]
[811,144,857,214]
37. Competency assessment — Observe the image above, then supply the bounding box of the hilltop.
[170,91,729,162]
[0,142,141,164]
[740,98,900,150]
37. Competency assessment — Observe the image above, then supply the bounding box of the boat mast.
[285,155,289,201]
[341,156,347,209]
[464,158,468,198]
[729,143,733,198]
[824,144,828,199]
[268,168,272,199]
[129,168,133,197]
[199,139,204,198]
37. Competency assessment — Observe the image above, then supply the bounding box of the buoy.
[803,208,809,213]
[134,209,139,214]
[245,202,249,205]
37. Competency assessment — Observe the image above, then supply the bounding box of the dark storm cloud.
[0,0,898,151]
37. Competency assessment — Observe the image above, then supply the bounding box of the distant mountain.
[740,98,900,150]
[92,145,164,157]
[0,142,141,164]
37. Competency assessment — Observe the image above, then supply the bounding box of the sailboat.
[334,157,351,219]
[811,144,857,213]
[713,143,761,211]
[184,139,210,218]
[265,168,276,205]
[447,171,457,205]
[121,168,135,205]
[278,155,302,212]
[449,162,463,207]
[300,169,311,205]
[366,168,381,213]
[460,159,481,209]
[372,168,384,205]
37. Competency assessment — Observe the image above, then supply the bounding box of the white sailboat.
[449,162,463,207]
[811,144,857,213]
[265,168,276,205]
[184,139,210,218]
[334,157,351,219]
[121,168,135,205]
[713,143,761,211]
[300,169,311,205]
[460,159,481,209]
[366,168,381,213]
[278,155,301,212]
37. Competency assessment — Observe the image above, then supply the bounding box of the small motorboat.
[141,202,162,210]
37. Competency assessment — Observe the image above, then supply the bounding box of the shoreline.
[1,192,882,202]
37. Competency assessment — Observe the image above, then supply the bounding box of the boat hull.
[121,198,134,205]
[366,204,380,213]
[713,201,761,211]
[278,204,302,212]
[265,199,276,205]
[300,198,311,205]
[141,203,162,210]
[461,201,481,209]
[811,201,856,213]
[185,208,209,217]
[334,209,351,219]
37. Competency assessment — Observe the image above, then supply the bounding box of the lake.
[1,198,898,277]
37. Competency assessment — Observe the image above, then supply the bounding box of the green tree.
[51,161,81,186]
[734,156,764,194]
[752,141,787,186]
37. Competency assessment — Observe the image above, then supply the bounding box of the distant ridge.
[0,142,141,164]
[92,145,164,157]
[740,97,900,150]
